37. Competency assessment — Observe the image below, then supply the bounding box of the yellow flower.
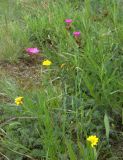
[60,63,65,68]
[15,96,23,106]
[42,60,52,66]
[87,135,99,148]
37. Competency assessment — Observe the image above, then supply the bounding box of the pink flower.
[65,19,72,24]
[26,48,40,55]
[73,32,81,37]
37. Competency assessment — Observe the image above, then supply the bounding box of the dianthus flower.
[65,19,72,24]
[73,31,81,37]
[65,19,73,30]
[15,96,23,106]
[87,135,99,148]
[26,48,40,55]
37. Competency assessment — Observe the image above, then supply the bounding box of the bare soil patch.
[0,59,42,90]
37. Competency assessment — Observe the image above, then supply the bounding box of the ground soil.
[0,59,42,90]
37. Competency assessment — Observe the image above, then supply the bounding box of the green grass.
[0,0,123,159]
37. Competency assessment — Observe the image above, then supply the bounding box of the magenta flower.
[26,48,40,55]
[65,19,72,24]
[73,32,81,37]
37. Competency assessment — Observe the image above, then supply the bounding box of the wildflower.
[26,48,40,55]
[73,32,81,46]
[15,96,23,106]
[87,135,99,148]
[61,63,65,68]
[65,19,72,24]
[42,60,52,66]
[65,19,72,30]
[73,31,81,37]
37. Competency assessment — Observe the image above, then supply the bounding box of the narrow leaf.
[66,140,77,160]
[104,113,110,141]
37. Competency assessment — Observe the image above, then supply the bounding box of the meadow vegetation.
[0,0,123,159]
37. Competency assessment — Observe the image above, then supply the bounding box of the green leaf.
[78,141,84,156]
[104,112,110,141]
[66,140,77,160]
[9,122,21,127]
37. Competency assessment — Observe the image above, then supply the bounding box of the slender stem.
[0,116,38,127]
[0,151,10,160]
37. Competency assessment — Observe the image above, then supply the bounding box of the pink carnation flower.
[26,48,40,55]
[65,19,72,24]
[73,32,81,37]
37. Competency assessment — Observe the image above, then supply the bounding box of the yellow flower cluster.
[42,60,52,66]
[87,135,99,148]
[42,59,66,68]
[15,96,23,106]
